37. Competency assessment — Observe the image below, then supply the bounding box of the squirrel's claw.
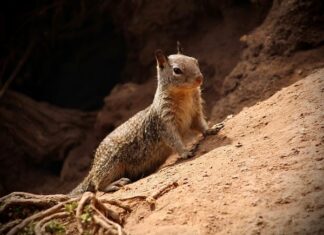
[180,142,200,160]
[203,123,224,136]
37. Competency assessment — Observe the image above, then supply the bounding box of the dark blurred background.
[0,0,273,111]
[1,0,127,110]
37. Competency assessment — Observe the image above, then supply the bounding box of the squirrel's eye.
[173,67,182,75]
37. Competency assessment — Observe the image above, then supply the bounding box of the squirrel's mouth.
[175,78,203,90]
[195,77,203,85]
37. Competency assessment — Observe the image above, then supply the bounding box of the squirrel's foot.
[179,142,200,160]
[103,178,131,193]
[203,123,224,136]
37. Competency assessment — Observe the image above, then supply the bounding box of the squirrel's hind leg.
[102,178,131,192]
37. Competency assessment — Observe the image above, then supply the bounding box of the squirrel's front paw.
[203,123,224,136]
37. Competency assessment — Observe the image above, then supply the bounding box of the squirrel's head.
[155,43,203,90]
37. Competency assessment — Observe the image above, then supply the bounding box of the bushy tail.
[69,175,94,196]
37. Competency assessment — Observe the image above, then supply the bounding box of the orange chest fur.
[169,90,197,133]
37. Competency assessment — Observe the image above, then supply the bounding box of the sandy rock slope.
[104,69,324,235]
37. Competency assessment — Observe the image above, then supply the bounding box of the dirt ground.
[96,69,324,235]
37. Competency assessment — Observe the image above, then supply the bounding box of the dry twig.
[0,40,35,99]
[101,199,132,212]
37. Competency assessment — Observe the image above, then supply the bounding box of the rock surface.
[103,69,324,234]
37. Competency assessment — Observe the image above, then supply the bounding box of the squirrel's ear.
[177,41,183,54]
[155,49,168,69]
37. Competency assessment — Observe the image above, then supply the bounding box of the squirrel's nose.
[195,75,203,84]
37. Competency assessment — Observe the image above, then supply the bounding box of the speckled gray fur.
[70,49,214,195]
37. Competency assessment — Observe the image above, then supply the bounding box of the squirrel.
[70,43,223,195]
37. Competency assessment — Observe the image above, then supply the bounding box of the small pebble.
[235,142,243,148]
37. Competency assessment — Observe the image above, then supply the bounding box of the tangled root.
[0,192,130,235]
[0,181,178,234]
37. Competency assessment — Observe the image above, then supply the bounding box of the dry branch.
[0,40,35,99]
[93,197,120,223]
[91,201,124,235]
[116,181,179,206]
[101,199,132,212]
[150,181,179,200]
[93,214,115,232]
[0,196,68,215]
[0,192,69,202]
